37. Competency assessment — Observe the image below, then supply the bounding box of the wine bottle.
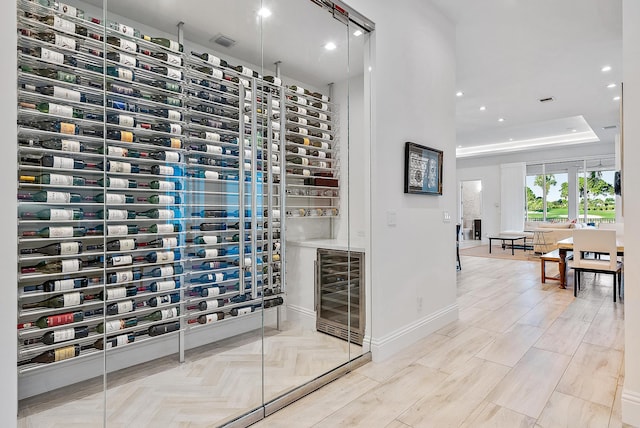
[144,250,181,263]
[20,208,84,221]
[96,209,136,220]
[191,223,226,231]
[22,46,76,66]
[149,79,181,93]
[190,272,228,284]
[19,190,82,203]
[107,113,136,127]
[191,51,227,67]
[142,35,183,52]
[190,312,224,325]
[136,208,181,219]
[146,264,183,277]
[20,101,83,119]
[106,300,137,315]
[151,52,183,67]
[150,66,182,80]
[106,66,135,81]
[196,286,226,298]
[106,129,135,143]
[287,136,310,146]
[150,165,184,176]
[93,193,135,204]
[149,279,180,292]
[21,259,83,275]
[230,305,257,316]
[107,20,141,38]
[99,286,138,301]
[264,76,282,86]
[106,52,138,67]
[19,65,78,84]
[150,95,182,107]
[19,345,80,365]
[106,36,137,52]
[19,173,86,186]
[20,241,83,256]
[39,155,94,169]
[139,237,179,249]
[228,222,252,230]
[286,155,310,166]
[107,269,143,284]
[192,261,229,270]
[98,224,140,236]
[23,277,91,293]
[93,334,136,350]
[98,161,141,174]
[195,299,224,311]
[149,180,182,191]
[140,307,179,322]
[29,326,90,346]
[194,248,229,258]
[263,297,284,309]
[147,294,180,307]
[23,120,79,135]
[32,31,78,51]
[20,311,85,329]
[22,292,84,309]
[148,223,182,233]
[107,99,138,112]
[147,321,180,336]
[137,137,183,150]
[22,226,87,238]
[192,234,242,244]
[96,318,138,334]
[137,195,182,205]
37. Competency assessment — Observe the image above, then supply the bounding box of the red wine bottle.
[18,345,80,365]
[147,321,180,336]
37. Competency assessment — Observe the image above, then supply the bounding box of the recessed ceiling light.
[324,42,337,51]
[479,106,486,111]
[353,30,363,37]
[601,65,612,72]
[257,7,272,17]
[456,91,464,97]
[509,138,513,141]
[613,96,621,101]
[571,129,577,133]
[498,118,505,122]
[607,83,617,89]
[457,145,462,148]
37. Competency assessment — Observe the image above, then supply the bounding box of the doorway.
[460,180,482,241]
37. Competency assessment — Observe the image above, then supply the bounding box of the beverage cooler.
[315,248,365,345]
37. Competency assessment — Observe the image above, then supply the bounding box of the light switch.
[443,211,451,223]
[387,210,397,227]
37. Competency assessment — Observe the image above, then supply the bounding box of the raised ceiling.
[431,0,622,158]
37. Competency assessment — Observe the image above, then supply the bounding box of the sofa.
[523,221,599,253]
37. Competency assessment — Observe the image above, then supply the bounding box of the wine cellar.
[13,0,370,425]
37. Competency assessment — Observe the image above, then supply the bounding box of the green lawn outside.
[527,208,616,220]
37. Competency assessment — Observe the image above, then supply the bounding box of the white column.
[568,166,578,220]
[500,163,526,232]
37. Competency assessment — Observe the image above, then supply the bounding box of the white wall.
[2,2,17,426]
[345,0,458,361]
[622,0,640,424]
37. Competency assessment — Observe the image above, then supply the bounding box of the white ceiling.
[431,0,622,158]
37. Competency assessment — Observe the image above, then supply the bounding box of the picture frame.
[404,142,443,195]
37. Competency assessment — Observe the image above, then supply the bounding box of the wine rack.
[284,86,340,218]
[15,0,336,384]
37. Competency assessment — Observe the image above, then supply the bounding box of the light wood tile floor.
[257,255,630,427]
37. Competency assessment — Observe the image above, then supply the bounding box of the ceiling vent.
[539,97,555,103]
[603,125,617,130]
[211,34,236,48]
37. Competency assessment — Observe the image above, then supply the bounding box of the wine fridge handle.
[314,259,319,312]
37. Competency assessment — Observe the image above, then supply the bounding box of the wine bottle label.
[105,320,123,333]
[318,103,328,111]
[156,209,175,220]
[119,131,134,143]
[203,249,219,258]
[59,3,77,17]
[59,139,81,152]
[244,90,252,101]
[48,208,73,220]
[54,34,76,50]
[111,255,133,267]
[321,133,331,140]
[105,194,126,204]
[204,54,220,66]
[53,16,75,33]
[116,67,134,81]
[120,39,137,52]
[45,191,71,203]
[168,138,181,149]
[153,195,173,204]
[300,169,311,176]
[155,251,175,262]
[204,314,220,323]
[214,273,224,282]
[162,237,178,247]
[107,225,129,236]
[169,124,182,134]
[200,236,218,244]
[240,78,250,88]
[154,224,174,233]
[244,257,252,266]
[117,115,135,127]
[158,266,174,276]
[156,295,172,306]
[53,327,76,343]
[51,156,73,169]
[320,142,329,149]
[49,312,75,327]
[292,147,306,155]
[316,151,328,160]
[203,145,222,154]
[211,69,223,80]
[319,113,328,121]
[53,279,76,291]
[115,23,134,36]
[272,99,280,109]
[271,143,279,151]
[63,292,82,306]
[270,77,282,86]
[117,53,136,66]
[161,307,178,319]
[106,209,127,220]
[106,147,126,157]
[240,66,253,77]
[164,53,181,66]
[156,165,174,175]
[52,86,81,102]
[271,210,281,217]
[59,122,76,135]
[166,67,182,80]
[236,307,252,316]
[209,287,221,296]
[44,175,71,187]
[119,239,136,251]
[49,226,74,238]
[204,132,220,142]
[167,110,181,121]
[205,299,220,309]
[116,300,134,313]
[155,280,176,292]
[114,270,132,283]
[109,161,132,173]
[60,242,80,255]
[107,287,127,300]
[204,171,219,180]
[296,107,307,115]
[272,166,281,174]
[156,180,175,190]
[48,101,74,117]
[297,118,308,126]
[316,161,328,168]
[272,122,281,131]
[167,40,180,52]
[294,87,305,95]
[107,177,129,188]
[38,47,65,64]
[61,259,81,273]
[54,345,77,362]
[297,128,308,135]
[114,334,129,347]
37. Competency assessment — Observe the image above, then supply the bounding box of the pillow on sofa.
[539,222,572,229]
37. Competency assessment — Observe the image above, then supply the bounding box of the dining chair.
[571,229,622,302]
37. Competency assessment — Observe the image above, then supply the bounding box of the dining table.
[557,236,624,288]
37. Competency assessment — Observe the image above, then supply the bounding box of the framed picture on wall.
[404,142,443,195]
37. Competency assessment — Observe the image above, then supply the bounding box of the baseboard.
[286,304,316,329]
[368,303,459,362]
[622,387,640,426]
